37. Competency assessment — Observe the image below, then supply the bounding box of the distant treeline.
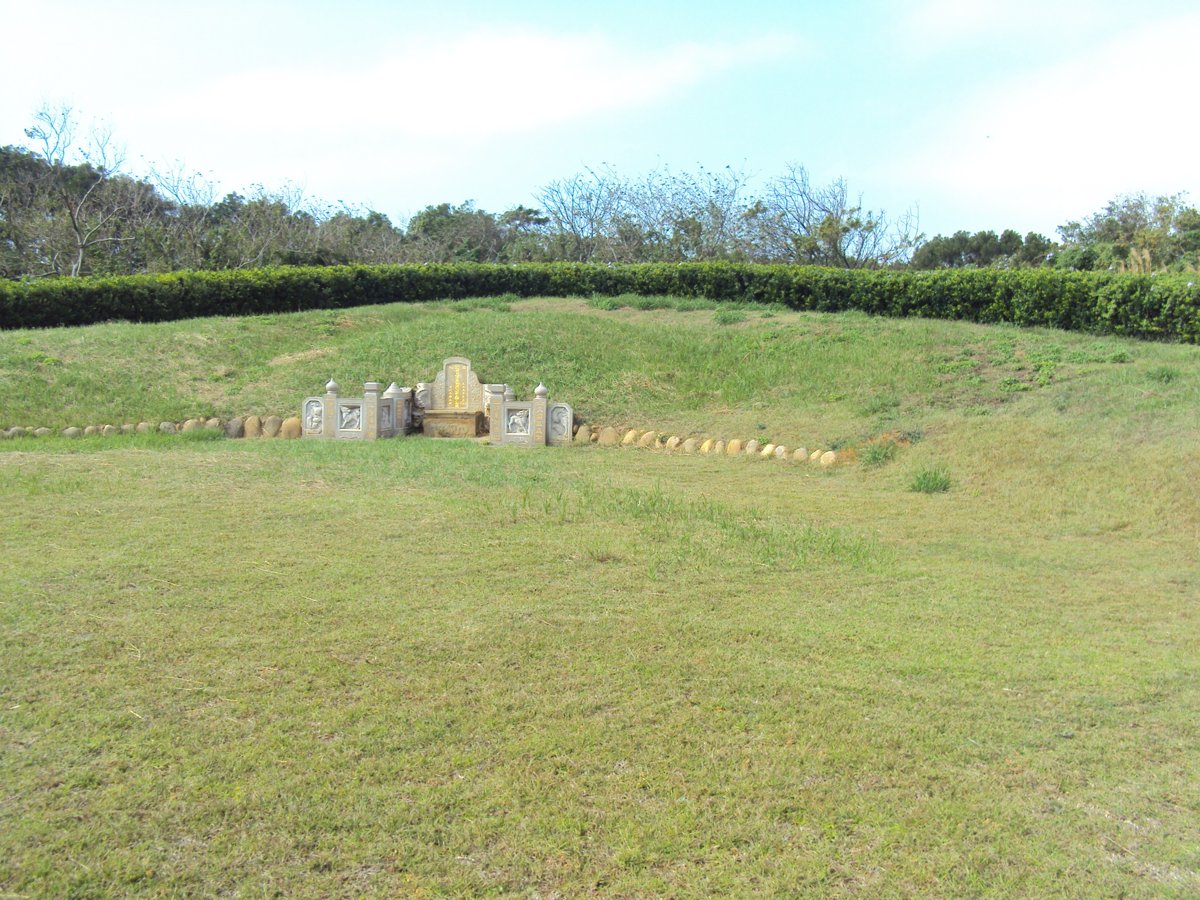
[3,107,1198,281]
[2,263,1196,342]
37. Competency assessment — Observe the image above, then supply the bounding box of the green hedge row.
[1,263,1197,341]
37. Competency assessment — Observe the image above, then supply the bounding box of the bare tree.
[536,167,628,262]
[21,105,156,276]
[757,164,921,268]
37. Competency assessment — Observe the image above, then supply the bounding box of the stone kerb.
[572,423,842,471]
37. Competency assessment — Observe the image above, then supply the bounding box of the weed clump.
[713,309,746,326]
[860,442,898,468]
[910,465,952,493]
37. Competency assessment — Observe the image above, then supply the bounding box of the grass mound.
[2,299,1198,895]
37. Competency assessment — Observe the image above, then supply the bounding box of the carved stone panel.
[303,398,324,436]
[498,401,534,446]
[336,400,363,438]
[547,402,574,446]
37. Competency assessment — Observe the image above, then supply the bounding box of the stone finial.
[325,378,339,395]
[534,383,549,399]
[504,386,516,401]
[383,382,402,398]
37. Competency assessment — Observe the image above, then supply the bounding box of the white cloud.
[886,12,1200,234]
[111,26,798,204]
[163,28,797,141]
[895,0,1117,58]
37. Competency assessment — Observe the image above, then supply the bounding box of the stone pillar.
[363,382,381,440]
[484,384,507,436]
[531,382,548,447]
[322,378,339,438]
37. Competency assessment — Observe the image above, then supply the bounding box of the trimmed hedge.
[1,263,1197,341]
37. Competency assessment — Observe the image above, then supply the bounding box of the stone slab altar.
[422,411,485,438]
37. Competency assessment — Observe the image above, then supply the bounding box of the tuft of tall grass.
[910,465,952,493]
[860,442,898,468]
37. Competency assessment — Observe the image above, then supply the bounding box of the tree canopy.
[2,107,1195,280]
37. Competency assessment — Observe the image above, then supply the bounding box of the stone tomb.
[303,357,572,447]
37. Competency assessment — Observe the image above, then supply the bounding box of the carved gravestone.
[422,356,486,437]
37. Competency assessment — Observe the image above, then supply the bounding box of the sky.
[3,0,1198,240]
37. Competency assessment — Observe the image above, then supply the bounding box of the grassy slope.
[1,299,1198,896]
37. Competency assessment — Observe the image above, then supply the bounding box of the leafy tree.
[403,202,504,263]
[911,229,1054,270]
[1057,192,1200,272]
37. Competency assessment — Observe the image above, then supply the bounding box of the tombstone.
[422,357,486,438]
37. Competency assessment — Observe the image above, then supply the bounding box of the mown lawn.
[1,300,1198,895]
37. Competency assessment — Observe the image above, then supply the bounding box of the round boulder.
[573,424,592,445]
[665,435,682,451]
[810,449,822,462]
[621,429,638,446]
[182,419,202,433]
[83,425,100,437]
[280,416,302,439]
[774,445,788,459]
[699,438,714,454]
[682,438,699,453]
[598,426,621,446]
[121,424,136,435]
[62,426,83,438]
[262,415,283,438]
[714,440,726,455]
[102,425,120,437]
[136,422,153,434]
[820,450,838,467]
[760,443,776,458]
[793,447,809,462]
[34,427,52,438]
[244,415,263,438]
[224,417,245,439]
[744,439,760,457]
[637,430,659,449]
[726,439,743,455]
[204,417,221,430]
[159,422,177,435]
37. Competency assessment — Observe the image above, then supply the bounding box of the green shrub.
[2,263,1197,342]
[911,465,952,494]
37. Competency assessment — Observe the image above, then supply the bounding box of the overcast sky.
[4,0,1198,239]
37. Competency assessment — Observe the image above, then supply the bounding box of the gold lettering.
[449,366,467,409]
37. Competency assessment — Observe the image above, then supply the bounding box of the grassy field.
[2,297,1198,896]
